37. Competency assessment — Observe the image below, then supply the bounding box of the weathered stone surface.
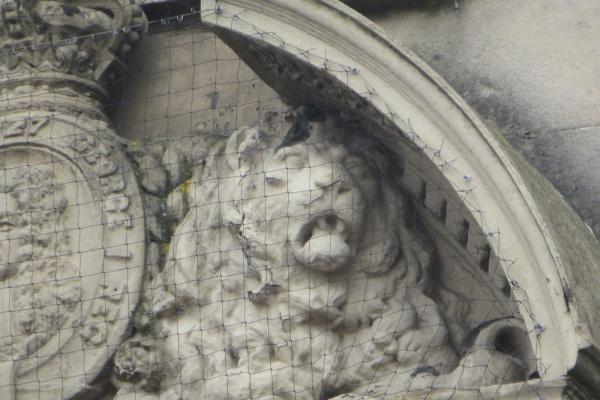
[0,115,146,400]
[0,1,147,399]
[139,153,170,195]
[366,0,600,240]
[112,107,532,399]
[113,29,283,143]
[2,0,600,398]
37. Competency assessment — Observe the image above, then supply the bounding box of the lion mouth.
[297,213,350,246]
[292,213,354,272]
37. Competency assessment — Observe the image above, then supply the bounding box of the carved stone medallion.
[0,112,145,399]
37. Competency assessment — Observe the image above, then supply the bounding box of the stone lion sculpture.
[114,106,528,399]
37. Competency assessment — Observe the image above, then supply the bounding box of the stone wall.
[358,0,600,237]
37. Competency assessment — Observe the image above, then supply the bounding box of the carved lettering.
[105,213,133,229]
[1,117,49,138]
[85,143,112,167]
[105,247,133,259]
[103,195,130,212]
[69,133,97,154]
[100,174,126,195]
[97,158,118,177]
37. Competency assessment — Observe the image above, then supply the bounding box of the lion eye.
[265,176,285,187]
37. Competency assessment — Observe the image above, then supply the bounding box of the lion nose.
[313,165,347,190]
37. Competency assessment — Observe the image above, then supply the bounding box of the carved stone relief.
[0,1,147,399]
[2,0,585,397]
[111,103,533,399]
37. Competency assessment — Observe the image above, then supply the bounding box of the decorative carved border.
[0,111,145,398]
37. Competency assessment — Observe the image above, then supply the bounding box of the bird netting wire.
[0,2,545,399]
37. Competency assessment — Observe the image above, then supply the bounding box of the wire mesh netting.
[0,1,549,399]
